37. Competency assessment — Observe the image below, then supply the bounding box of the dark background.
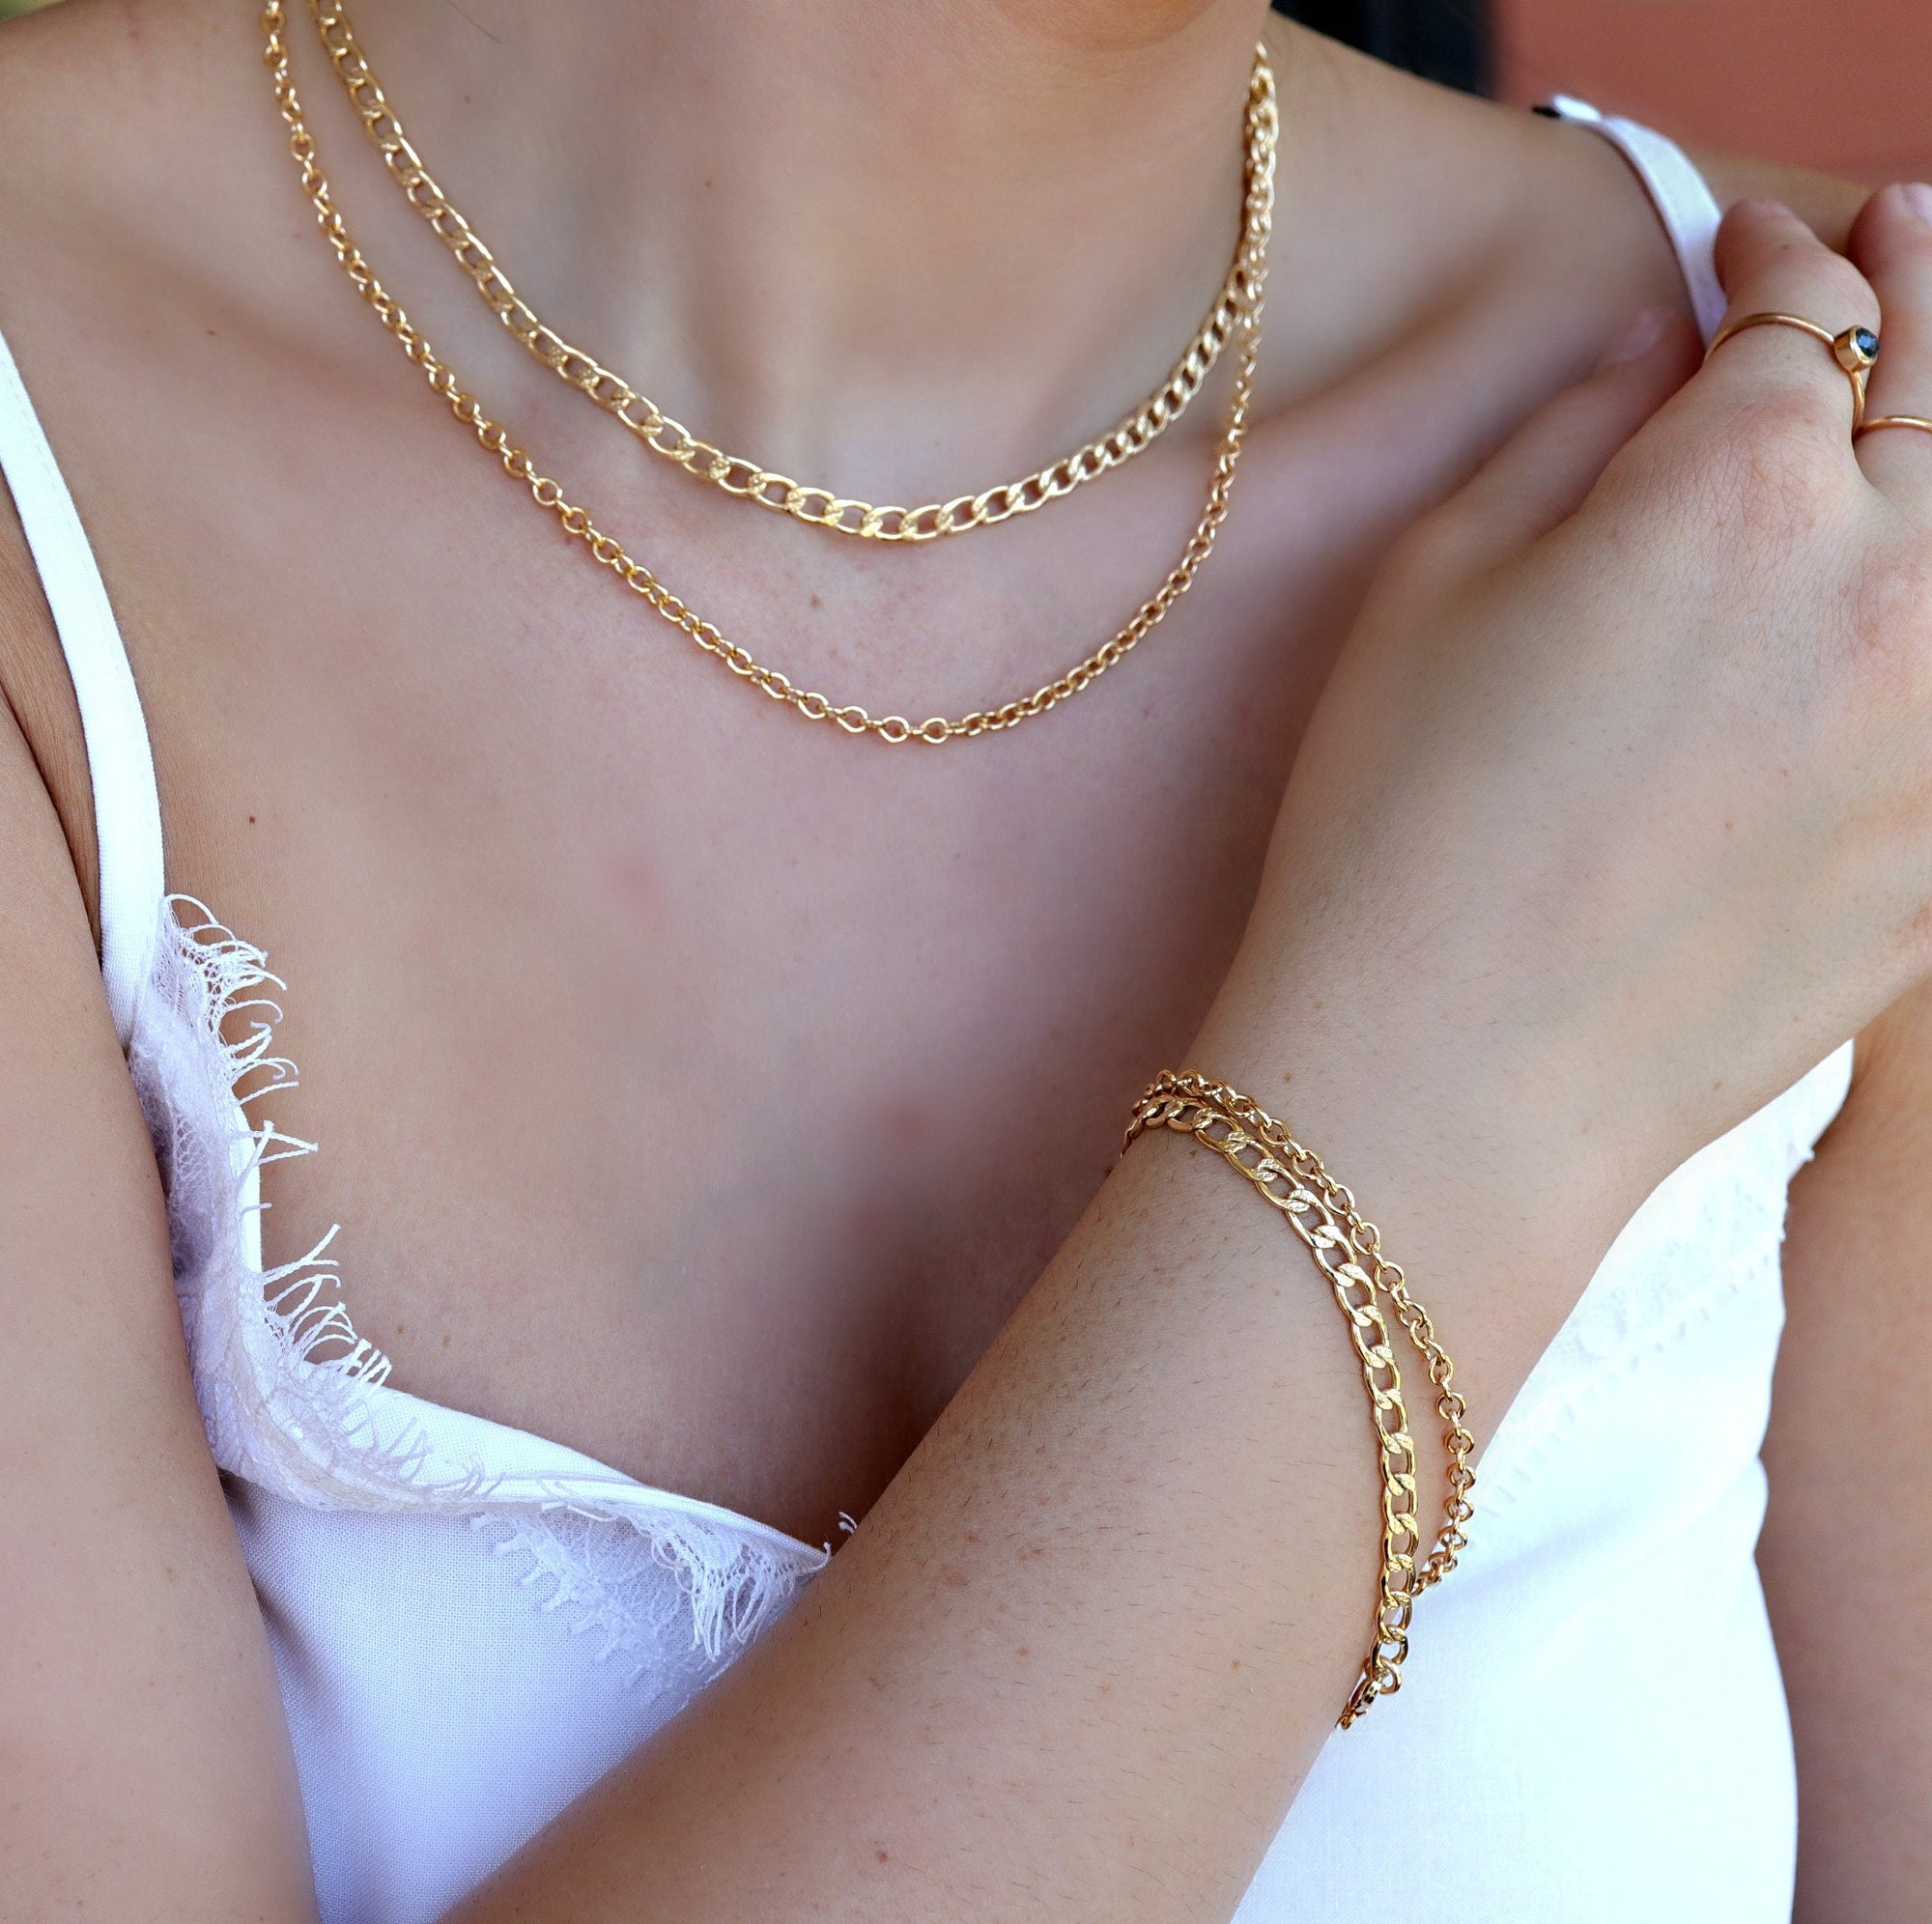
[1273,0,1491,97]
[0,2,1918,185]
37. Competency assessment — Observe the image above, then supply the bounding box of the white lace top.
[0,102,1842,1924]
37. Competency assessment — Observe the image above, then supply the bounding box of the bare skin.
[0,0,1924,1917]
[1769,987,1932,1924]
[0,0,1712,1546]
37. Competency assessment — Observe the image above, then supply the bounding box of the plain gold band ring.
[1706,312,1881,431]
[1857,414,1932,441]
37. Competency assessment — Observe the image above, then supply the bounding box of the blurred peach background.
[1494,0,1932,183]
[1,1,1923,186]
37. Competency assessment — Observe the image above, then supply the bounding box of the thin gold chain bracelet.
[1124,1072,1475,1725]
[305,0,1278,544]
[262,4,1276,747]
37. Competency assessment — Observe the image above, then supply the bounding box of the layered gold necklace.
[262,1,1277,744]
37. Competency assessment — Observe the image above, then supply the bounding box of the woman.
[0,0,1924,1916]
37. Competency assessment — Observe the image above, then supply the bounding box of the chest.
[123,402,1432,1538]
[25,230,1612,1542]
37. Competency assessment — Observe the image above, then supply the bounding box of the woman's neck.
[325,0,1273,494]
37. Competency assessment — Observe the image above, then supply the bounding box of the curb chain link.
[1125,1071,1476,1724]
[309,0,1276,544]
[262,5,1277,744]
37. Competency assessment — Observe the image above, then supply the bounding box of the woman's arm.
[1753,184,1932,1918]
[8,190,1931,1920]
[1764,980,1932,1921]
[0,557,316,1916]
[450,199,1932,1920]
[1637,182,1930,1920]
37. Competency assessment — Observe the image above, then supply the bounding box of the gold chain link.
[1125,1071,1476,1725]
[262,4,1276,745]
[306,0,1276,544]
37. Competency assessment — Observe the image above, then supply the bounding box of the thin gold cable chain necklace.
[261,3,1277,746]
[309,0,1276,546]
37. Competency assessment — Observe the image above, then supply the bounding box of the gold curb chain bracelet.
[1126,1072,1476,1725]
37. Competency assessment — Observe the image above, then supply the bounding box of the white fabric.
[1236,1048,1848,1921]
[0,326,162,1040]
[0,109,1842,1924]
[1549,95,1730,342]
[126,901,826,1924]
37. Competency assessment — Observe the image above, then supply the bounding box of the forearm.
[316,181,1932,1924]
[1762,989,1932,1923]
[455,986,1614,1923]
[451,297,1774,1913]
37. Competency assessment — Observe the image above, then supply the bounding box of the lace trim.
[473,1503,813,1675]
[128,895,825,1667]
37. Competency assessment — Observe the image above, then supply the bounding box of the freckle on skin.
[608,851,660,917]
[875,1849,889,1864]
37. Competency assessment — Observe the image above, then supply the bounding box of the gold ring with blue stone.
[1706,312,1880,432]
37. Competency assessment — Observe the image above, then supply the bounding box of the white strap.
[1547,97,1729,346]
[0,324,164,1046]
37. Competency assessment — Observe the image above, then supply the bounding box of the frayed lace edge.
[472,1506,824,1674]
[144,897,488,1506]
[136,895,825,1655]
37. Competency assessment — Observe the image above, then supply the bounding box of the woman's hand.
[461,192,1932,1924]
[1205,190,1932,1283]
[388,191,1932,1923]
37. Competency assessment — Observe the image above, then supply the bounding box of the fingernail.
[1598,307,1671,369]
[1900,182,1932,226]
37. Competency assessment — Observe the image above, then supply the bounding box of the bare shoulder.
[0,0,250,927]
[1288,27,1877,338]
[0,0,229,128]
[1689,149,1870,253]
[0,0,116,925]
[0,0,169,175]
[0,0,240,228]
[1264,24,1694,386]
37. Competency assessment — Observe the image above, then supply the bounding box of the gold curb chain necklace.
[262,2,1277,745]
[307,0,1277,546]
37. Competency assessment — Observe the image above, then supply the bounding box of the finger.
[1849,183,1932,511]
[1698,200,1879,452]
[1410,307,1699,578]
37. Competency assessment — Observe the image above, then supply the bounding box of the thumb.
[1423,306,1701,578]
